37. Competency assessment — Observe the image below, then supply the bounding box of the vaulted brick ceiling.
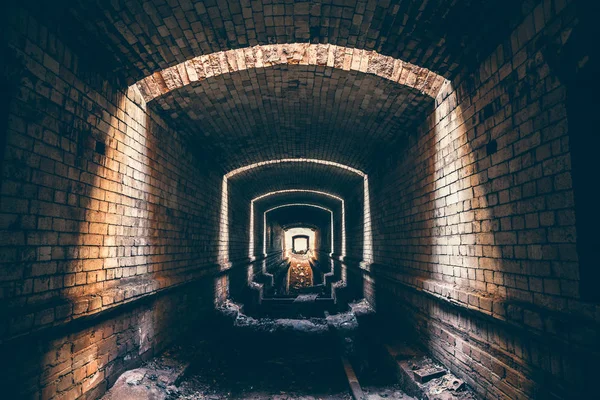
[155,65,433,171]
[254,192,343,214]
[229,162,363,201]
[267,206,332,230]
[31,0,528,176]
[50,0,526,83]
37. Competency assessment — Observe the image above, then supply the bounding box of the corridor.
[0,1,599,399]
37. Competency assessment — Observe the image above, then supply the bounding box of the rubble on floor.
[101,347,192,400]
[363,384,417,400]
[384,342,477,400]
[216,299,373,336]
[101,302,475,400]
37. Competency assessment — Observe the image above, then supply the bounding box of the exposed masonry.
[62,0,486,81]
[262,203,335,256]
[221,159,366,267]
[139,46,443,171]
[367,0,599,398]
[0,9,235,399]
[135,43,447,102]
[249,189,345,258]
[252,192,345,260]
[228,163,364,200]
[1,0,599,399]
[2,62,219,331]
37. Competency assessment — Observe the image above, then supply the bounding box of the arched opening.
[292,235,309,254]
[4,2,599,399]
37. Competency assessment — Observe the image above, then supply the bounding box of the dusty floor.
[102,310,475,400]
[103,338,417,400]
[175,347,351,400]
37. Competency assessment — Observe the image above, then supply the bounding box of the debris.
[294,294,319,302]
[125,371,145,386]
[449,378,465,391]
[413,367,446,383]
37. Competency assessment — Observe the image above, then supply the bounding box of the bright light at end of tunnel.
[249,189,346,259]
[263,203,334,256]
[221,159,369,269]
[285,228,314,253]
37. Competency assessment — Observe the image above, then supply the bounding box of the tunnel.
[0,1,599,399]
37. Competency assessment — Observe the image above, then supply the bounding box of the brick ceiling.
[154,64,433,172]
[267,206,332,230]
[26,0,529,201]
[55,0,483,82]
[254,192,343,215]
[229,162,363,201]
[42,0,528,83]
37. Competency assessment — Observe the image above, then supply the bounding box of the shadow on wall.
[370,5,600,396]
[1,16,219,396]
[369,74,529,395]
[543,5,600,302]
[343,176,371,305]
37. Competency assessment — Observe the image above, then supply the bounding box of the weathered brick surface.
[265,205,332,254]
[346,179,368,264]
[253,192,344,259]
[229,163,363,201]
[0,7,226,399]
[2,1,599,400]
[52,0,487,82]
[136,43,445,102]
[0,281,213,399]
[151,64,434,171]
[0,14,221,327]
[368,0,599,397]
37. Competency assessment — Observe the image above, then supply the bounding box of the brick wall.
[0,281,214,400]
[264,206,333,255]
[345,181,366,264]
[227,181,252,265]
[0,7,222,398]
[368,0,599,398]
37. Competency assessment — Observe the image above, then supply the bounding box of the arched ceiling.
[25,0,533,177]
[136,43,446,102]
[267,206,331,229]
[254,192,343,215]
[281,222,322,231]
[151,64,433,172]
[228,162,364,200]
[44,0,529,83]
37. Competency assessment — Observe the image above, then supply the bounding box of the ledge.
[0,263,223,345]
[345,262,600,354]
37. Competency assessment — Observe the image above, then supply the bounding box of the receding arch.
[265,203,334,256]
[282,222,320,231]
[291,235,311,253]
[228,158,365,179]
[253,192,343,258]
[134,43,448,103]
[219,159,371,269]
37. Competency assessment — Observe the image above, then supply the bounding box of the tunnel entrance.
[285,227,315,255]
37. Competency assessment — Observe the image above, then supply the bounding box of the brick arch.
[250,190,345,259]
[157,65,434,171]
[267,204,334,256]
[134,43,448,103]
[220,159,370,268]
[282,222,321,231]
